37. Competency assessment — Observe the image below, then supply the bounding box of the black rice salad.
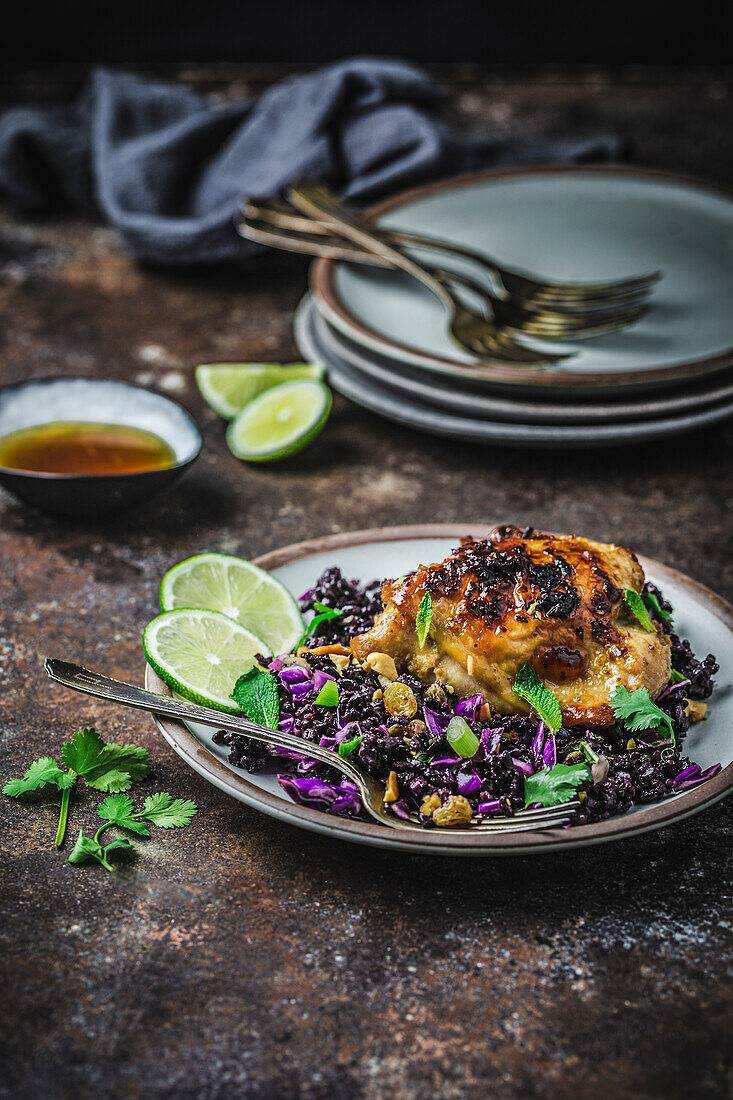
[213,571,721,827]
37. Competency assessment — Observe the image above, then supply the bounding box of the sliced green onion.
[670,669,686,684]
[314,681,339,707]
[446,716,480,758]
[338,733,364,758]
[578,740,599,764]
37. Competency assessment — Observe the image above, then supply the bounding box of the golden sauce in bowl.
[0,421,177,476]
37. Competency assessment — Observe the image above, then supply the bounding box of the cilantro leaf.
[314,680,339,707]
[642,589,673,625]
[97,792,150,835]
[524,763,591,808]
[61,728,151,791]
[231,667,280,729]
[3,757,73,797]
[610,685,675,742]
[141,792,198,829]
[624,589,655,632]
[512,664,562,734]
[415,593,433,650]
[68,830,104,865]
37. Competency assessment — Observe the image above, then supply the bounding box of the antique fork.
[44,659,579,835]
[287,182,574,364]
[248,190,661,309]
[239,208,649,341]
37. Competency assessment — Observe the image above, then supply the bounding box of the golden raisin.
[420,793,442,817]
[383,682,418,719]
[433,795,472,828]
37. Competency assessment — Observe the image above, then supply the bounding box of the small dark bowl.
[0,377,202,518]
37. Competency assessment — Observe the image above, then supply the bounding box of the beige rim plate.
[146,525,733,856]
[310,167,733,393]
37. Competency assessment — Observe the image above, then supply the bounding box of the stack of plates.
[294,167,733,448]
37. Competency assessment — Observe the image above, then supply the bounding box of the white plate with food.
[310,167,733,393]
[144,525,732,856]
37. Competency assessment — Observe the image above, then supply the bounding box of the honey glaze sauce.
[0,421,177,475]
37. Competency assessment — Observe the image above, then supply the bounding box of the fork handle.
[288,182,457,313]
[43,658,368,788]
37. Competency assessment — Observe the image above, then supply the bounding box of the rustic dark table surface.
[1,66,732,1100]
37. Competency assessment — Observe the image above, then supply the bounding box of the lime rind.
[159,552,304,655]
[196,362,324,419]
[143,607,271,713]
[226,378,332,462]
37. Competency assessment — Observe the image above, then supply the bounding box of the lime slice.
[143,608,271,712]
[226,378,332,462]
[196,362,324,419]
[160,552,304,655]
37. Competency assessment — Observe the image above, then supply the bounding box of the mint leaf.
[231,667,280,728]
[642,590,673,625]
[3,757,71,797]
[415,593,433,650]
[314,680,339,707]
[512,664,562,734]
[624,588,655,632]
[304,602,345,641]
[610,685,674,742]
[525,763,591,808]
[141,792,198,829]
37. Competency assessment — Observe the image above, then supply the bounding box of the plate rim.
[310,165,733,391]
[296,296,733,448]
[145,524,733,856]
[309,298,733,424]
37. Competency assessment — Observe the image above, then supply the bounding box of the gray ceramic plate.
[307,296,733,425]
[295,295,733,448]
[310,167,733,394]
[145,526,733,856]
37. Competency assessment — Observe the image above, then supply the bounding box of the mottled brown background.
[1,66,732,1100]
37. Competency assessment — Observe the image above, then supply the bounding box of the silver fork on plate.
[44,659,579,835]
[239,204,650,341]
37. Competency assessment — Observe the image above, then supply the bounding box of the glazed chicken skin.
[350,525,671,727]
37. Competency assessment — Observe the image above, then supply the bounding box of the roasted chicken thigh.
[350,525,671,727]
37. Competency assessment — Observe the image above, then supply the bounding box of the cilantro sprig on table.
[3,727,151,846]
[69,792,197,873]
[4,728,197,868]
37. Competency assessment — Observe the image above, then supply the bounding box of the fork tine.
[513,272,662,306]
[517,306,649,340]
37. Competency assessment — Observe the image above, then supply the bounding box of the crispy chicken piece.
[350,525,671,727]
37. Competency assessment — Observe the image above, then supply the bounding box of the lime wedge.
[196,362,324,419]
[160,552,304,655]
[143,608,271,712]
[226,378,332,462]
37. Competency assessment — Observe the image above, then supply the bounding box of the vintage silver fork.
[238,209,649,341]
[44,659,579,835]
[287,183,573,365]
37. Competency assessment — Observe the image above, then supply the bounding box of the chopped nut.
[578,790,587,803]
[478,703,492,722]
[626,739,636,751]
[433,795,472,828]
[372,688,383,702]
[309,644,351,656]
[684,698,708,723]
[383,682,418,718]
[466,655,476,676]
[383,771,399,803]
[329,654,350,673]
[420,793,442,816]
[364,652,398,681]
